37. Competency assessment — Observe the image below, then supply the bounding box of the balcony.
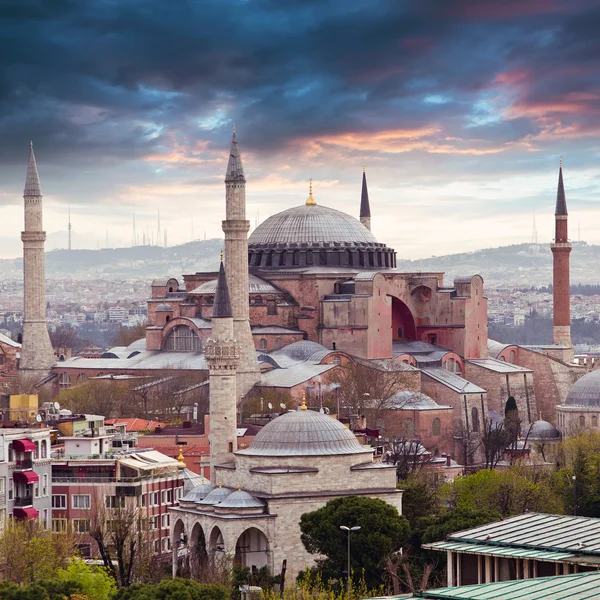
[15,458,33,470]
[14,496,33,508]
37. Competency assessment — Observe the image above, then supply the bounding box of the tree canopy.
[300,495,410,587]
[114,578,228,600]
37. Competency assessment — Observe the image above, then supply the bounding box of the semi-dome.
[248,203,396,270]
[528,420,560,440]
[565,371,600,407]
[236,408,373,457]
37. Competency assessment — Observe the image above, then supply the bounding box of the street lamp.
[340,525,361,594]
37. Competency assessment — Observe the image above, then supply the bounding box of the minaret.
[222,128,260,398]
[204,261,239,483]
[68,203,72,250]
[360,165,371,231]
[551,158,572,355]
[20,142,55,373]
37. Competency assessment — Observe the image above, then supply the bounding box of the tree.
[398,472,440,530]
[56,558,117,600]
[57,379,131,417]
[383,439,433,480]
[114,578,228,600]
[300,495,410,588]
[332,359,416,427]
[480,417,511,469]
[113,324,146,347]
[0,520,76,584]
[50,325,84,353]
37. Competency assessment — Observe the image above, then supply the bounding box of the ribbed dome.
[249,204,378,246]
[566,371,600,407]
[528,420,560,440]
[198,486,234,505]
[237,409,372,457]
[218,490,264,509]
[181,480,213,502]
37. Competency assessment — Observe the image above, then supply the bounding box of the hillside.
[0,240,596,286]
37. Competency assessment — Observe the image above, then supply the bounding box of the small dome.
[155,303,173,312]
[218,490,264,509]
[528,420,560,440]
[565,371,600,407]
[237,409,372,457]
[181,479,213,502]
[197,486,234,505]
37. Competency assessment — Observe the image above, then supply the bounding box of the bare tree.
[50,324,84,353]
[383,438,433,480]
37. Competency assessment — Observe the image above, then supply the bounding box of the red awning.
[14,507,38,520]
[13,439,36,452]
[13,470,39,484]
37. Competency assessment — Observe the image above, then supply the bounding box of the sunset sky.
[0,0,599,259]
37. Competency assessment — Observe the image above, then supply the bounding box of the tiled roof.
[105,418,164,432]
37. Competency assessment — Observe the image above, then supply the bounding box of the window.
[59,372,71,389]
[105,495,125,509]
[397,327,403,339]
[77,373,87,384]
[274,337,283,350]
[579,416,586,427]
[72,494,91,509]
[259,338,267,351]
[428,334,437,345]
[0,477,5,495]
[471,407,480,433]
[153,491,160,506]
[161,514,170,529]
[41,440,47,459]
[52,518,68,533]
[432,417,441,436]
[52,495,67,509]
[161,490,168,504]
[34,483,39,498]
[509,349,516,364]
[77,544,92,558]
[141,494,147,508]
[403,418,414,438]
[42,474,48,496]
[73,519,90,533]
[267,300,277,315]
[593,416,598,427]
[42,509,48,528]
[153,539,160,554]
[164,325,202,352]
[228,441,233,453]
[8,479,13,501]
[153,515,160,530]
[0,509,5,527]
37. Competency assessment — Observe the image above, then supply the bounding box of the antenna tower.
[68,203,72,250]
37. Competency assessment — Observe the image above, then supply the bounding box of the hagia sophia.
[11,132,600,576]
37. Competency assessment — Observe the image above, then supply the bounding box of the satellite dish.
[268,402,273,410]
[280,403,286,409]
[53,402,60,410]
[35,414,42,423]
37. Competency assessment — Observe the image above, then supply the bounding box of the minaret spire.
[20,142,55,373]
[360,165,372,231]
[550,158,573,360]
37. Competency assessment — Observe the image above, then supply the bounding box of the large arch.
[189,522,209,579]
[234,527,270,570]
[390,296,416,341]
[209,525,226,559]
[172,518,187,577]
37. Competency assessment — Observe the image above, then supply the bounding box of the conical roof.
[360,170,371,218]
[212,262,232,318]
[225,130,245,183]
[555,163,567,216]
[24,142,42,197]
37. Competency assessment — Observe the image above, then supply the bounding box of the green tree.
[300,495,410,588]
[115,578,228,600]
[398,472,439,530]
[56,558,117,600]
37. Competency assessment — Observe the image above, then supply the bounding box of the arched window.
[509,349,516,364]
[274,337,283,350]
[499,356,506,361]
[471,407,480,432]
[59,372,71,389]
[432,417,441,436]
[444,358,461,374]
[579,415,586,427]
[259,339,267,351]
[397,327,404,338]
[403,418,414,438]
[593,416,598,427]
[164,326,202,352]
[77,373,87,384]
[41,440,47,459]
[0,352,5,366]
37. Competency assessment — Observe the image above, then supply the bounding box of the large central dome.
[248,202,396,270]
[249,204,378,246]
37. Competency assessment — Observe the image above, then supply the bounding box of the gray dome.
[155,303,173,312]
[181,480,213,502]
[528,420,560,440]
[566,371,600,407]
[198,486,234,505]
[218,490,265,509]
[237,408,372,457]
[250,204,378,246]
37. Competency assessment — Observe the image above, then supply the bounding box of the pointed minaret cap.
[555,158,567,216]
[24,141,43,197]
[212,260,233,318]
[225,126,246,183]
[360,165,371,218]
[306,179,316,206]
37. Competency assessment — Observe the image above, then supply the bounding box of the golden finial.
[219,481,222,488]
[201,477,206,484]
[560,156,563,169]
[238,484,241,491]
[306,178,316,206]
[301,392,308,410]
[220,249,224,262]
[177,446,186,466]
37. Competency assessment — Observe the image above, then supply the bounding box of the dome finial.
[306,178,316,206]
[560,156,562,169]
[301,392,307,410]
[219,480,222,488]
[177,446,186,467]
[220,249,224,262]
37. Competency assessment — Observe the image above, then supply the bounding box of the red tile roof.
[105,418,165,432]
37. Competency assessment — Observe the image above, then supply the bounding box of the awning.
[14,507,38,520]
[13,470,39,484]
[13,439,36,452]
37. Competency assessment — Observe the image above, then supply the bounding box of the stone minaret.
[20,142,55,373]
[222,130,260,398]
[204,262,239,483]
[551,159,572,356]
[360,165,371,231]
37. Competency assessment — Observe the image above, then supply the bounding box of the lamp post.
[340,525,360,595]
[573,474,577,516]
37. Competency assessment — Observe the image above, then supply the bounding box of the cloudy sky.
[0,0,599,259]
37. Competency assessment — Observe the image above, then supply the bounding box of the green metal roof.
[413,571,600,599]
[425,541,575,562]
